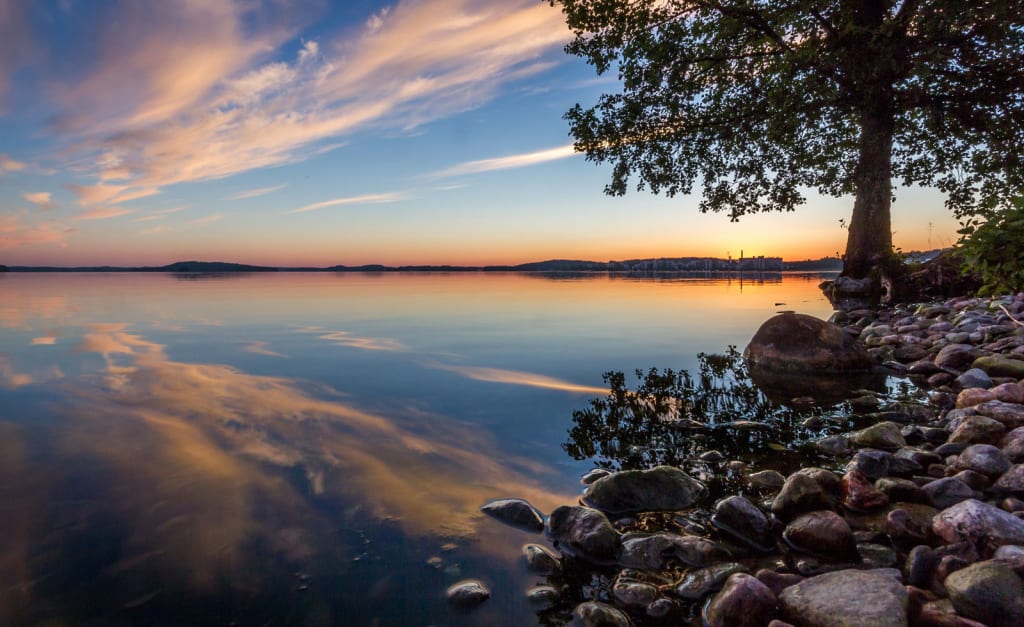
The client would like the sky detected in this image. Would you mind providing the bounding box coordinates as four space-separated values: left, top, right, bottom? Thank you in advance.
0 0 961 267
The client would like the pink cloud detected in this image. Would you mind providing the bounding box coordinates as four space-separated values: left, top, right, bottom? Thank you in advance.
73 206 134 221
0 213 72 248
22 191 54 209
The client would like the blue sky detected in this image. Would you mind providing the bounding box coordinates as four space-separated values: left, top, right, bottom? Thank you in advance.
0 0 958 266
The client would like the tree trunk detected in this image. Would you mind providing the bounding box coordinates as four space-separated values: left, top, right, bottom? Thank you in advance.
842 105 894 280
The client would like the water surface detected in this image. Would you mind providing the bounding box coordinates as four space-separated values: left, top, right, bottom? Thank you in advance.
0 271 836 625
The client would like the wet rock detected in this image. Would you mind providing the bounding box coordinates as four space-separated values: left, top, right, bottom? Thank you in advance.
526 585 560 610
974 400 1024 429
935 344 980 370
906 544 938 588
876 478 931 504
992 382 1024 404
611 579 659 607
887 505 938 548
842 470 890 511
933 499 1024 550
581 468 613 484
747 470 786 491
711 495 775 553
896 446 943 468
956 387 997 409
956 444 1011 477
814 435 850 456
523 543 560 574
446 580 490 607
571 601 632 627
1001 427 1024 462
796 467 843 495
973 355 1024 379
771 473 833 522
480 498 545 532
546 506 621 564
909 360 943 376
850 422 906 450
957 368 994 390
922 477 979 509
674 562 748 600
744 313 874 373
618 532 728 570
945 560 1024 627
582 466 706 515
779 569 907 627
858 542 898 568
948 415 1006 445
994 464 1024 496
783 510 859 562
702 573 777 627
847 449 892 480
951 469 991 491
894 344 929 362
993 544 1024 576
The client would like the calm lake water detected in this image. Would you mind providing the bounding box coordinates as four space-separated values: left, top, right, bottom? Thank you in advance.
0 271 838 626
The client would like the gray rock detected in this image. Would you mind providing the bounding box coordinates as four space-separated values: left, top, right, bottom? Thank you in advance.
522 543 560 574
992 382 1024 404
945 560 1024 627
975 400 1024 429
581 468 612 484
876 478 931 504
754 569 804 596
711 495 775 553
814 435 850 456
571 601 632 627
952 469 991 490
703 573 777 627
618 532 729 570
849 422 906 449
906 544 938 588
778 569 907 627
480 498 545 532
771 473 833 522
783 510 859 562
933 499 1024 550
949 415 1006 445
857 542 897 568
935 343 980 370
958 368 994 389
675 562 748 600
747 470 786 491
582 465 706 515
922 477 979 509
446 579 490 607
973 355 1024 379
744 313 874 373
546 506 621 564
994 464 1024 496
957 444 1011 477
993 544 1024 576
611 579 659 607
885 503 938 549
1002 427 1024 462
846 449 892 480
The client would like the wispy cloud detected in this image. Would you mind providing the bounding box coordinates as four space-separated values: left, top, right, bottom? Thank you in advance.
0 154 27 174
23 191 54 209
0 213 73 248
74 206 134 221
428 144 576 178
317 331 406 352
286 192 407 215
241 340 287 358
138 225 171 235
42 0 570 203
228 184 287 200
432 363 607 394
188 213 223 227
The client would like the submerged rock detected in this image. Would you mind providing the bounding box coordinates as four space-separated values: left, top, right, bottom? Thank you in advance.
446 579 490 607
745 313 874 373
711 495 775 553
582 465 706 515
618 532 729 570
571 601 632 627
771 473 833 522
674 562 748 600
778 569 907 627
782 510 859 562
522 543 560 574
480 498 545 532
546 506 621 564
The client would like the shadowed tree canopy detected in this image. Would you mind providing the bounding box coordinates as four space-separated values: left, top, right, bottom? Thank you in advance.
553 0 1024 279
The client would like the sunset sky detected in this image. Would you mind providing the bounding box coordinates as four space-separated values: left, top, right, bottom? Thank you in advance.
0 0 960 267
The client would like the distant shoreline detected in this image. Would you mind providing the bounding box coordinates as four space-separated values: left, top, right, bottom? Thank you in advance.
0 256 845 274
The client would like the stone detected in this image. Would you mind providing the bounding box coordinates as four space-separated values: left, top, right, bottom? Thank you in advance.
674 562 748 600
814 435 850 456
922 477 979 509
842 470 890 511
703 573 778 627
975 400 1024 429
446 579 490 607
748 470 786 491
582 465 706 515
744 313 874 373
783 510 860 562
523 543 560 574
957 444 1011 477
526 585 560 610
581 468 613 484
906 544 938 588
948 415 1006 445
796 467 843 495
618 532 729 570
993 544 1024 576
480 498 545 532
935 344 980 370
932 499 1024 551
957 368 994 390
779 569 907 627
611 579 659 607
876 478 931 504
886 506 937 549
546 506 621 564
956 388 998 409
909 360 943 376
992 382 1024 404
894 344 928 362
945 560 1024 627
858 542 898 568
952 469 991 490
847 449 892 480
711 495 775 553
755 569 804 596
1001 427 1024 462
850 422 906 449
571 601 631 627
771 473 833 522
973 355 1024 379
645 598 676 619
993 464 1024 496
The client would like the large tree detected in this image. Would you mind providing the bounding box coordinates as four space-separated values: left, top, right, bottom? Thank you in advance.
553 0 1024 284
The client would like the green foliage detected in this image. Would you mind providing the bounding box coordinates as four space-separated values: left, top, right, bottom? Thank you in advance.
957 197 1024 296
552 0 1024 220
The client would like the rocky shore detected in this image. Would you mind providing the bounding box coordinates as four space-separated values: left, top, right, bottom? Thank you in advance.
462 292 1024 626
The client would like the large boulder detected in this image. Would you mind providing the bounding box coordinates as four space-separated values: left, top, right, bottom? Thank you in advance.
745 313 874 374
778 569 907 627
944 560 1024 627
582 465 706 515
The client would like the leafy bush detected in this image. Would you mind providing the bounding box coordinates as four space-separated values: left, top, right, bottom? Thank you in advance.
957 196 1024 296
